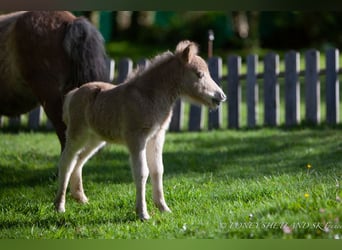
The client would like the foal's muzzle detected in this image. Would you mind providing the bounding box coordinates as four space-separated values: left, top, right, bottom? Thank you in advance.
211 92 227 106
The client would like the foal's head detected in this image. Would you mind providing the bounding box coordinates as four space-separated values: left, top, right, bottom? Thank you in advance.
175 40 226 109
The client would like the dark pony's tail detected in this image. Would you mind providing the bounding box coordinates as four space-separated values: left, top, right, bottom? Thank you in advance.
62 17 110 94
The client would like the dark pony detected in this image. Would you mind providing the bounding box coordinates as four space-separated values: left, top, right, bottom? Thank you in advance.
0 11 109 150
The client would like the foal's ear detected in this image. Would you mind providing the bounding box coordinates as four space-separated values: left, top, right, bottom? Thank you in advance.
175 40 198 64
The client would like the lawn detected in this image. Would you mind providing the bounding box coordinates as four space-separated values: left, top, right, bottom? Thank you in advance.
0 129 341 239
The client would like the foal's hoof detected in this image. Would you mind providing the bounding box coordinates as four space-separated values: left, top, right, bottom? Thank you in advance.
72 194 89 204
161 207 172 213
55 203 65 213
138 213 151 221
156 204 172 213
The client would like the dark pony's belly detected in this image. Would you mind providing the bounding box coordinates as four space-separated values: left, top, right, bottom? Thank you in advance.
0 99 38 117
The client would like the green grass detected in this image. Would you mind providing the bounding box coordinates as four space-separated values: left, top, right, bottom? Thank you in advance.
0 129 341 239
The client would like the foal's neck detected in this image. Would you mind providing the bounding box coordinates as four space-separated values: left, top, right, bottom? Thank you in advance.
130 57 182 108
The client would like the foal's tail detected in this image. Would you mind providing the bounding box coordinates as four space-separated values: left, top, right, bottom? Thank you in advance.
62 17 110 94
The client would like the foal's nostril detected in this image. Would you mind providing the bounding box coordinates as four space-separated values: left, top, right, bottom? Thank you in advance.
214 92 227 102
220 92 227 102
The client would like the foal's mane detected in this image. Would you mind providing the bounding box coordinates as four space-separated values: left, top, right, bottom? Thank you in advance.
124 51 174 83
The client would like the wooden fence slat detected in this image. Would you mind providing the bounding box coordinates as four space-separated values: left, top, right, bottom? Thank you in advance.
117 58 133 83
189 105 203 131
169 100 183 132
285 51 300 126
305 49 320 124
227 55 241 129
264 53 280 126
326 48 339 125
28 106 42 130
106 57 115 82
246 54 259 128
137 58 150 69
9 116 21 128
208 57 223 130
109 59 115 82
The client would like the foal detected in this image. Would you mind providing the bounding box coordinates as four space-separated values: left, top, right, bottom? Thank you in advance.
54 40 226 220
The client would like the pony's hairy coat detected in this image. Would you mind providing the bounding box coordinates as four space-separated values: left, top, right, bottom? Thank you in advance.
55 40 226 220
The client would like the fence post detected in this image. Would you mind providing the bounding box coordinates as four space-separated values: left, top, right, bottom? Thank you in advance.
264 53 280 126
227 55 241 129
208 57 223 130
117 58 133 83
246 54 259 128
28 106 42 130
326 48 339 125
305 49 320 125
285 51 300 126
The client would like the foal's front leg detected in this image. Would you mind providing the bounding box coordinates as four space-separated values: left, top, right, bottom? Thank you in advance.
146 130 171 213
128 141 150 220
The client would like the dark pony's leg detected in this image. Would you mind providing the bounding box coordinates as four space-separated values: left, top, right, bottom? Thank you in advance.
27 76 67 151
43 96 66 151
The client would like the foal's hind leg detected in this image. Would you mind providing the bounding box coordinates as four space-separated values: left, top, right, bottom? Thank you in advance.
54 141 83 212
146 130 171 213
70 139 106 204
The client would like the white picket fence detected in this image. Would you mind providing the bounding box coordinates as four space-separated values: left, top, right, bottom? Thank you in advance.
0 48 341 132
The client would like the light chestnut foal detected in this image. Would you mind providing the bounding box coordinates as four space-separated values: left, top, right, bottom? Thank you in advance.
54 40 226 220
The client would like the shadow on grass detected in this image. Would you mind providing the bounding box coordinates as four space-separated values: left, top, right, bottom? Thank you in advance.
0 152 58 189
0 149 132 190
1 128 341 190
162 128 342 179
0 211 137 234
86 128 342 183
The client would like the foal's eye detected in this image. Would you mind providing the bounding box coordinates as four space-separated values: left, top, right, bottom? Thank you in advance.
196 71 204 79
